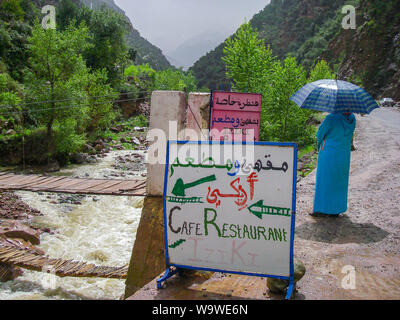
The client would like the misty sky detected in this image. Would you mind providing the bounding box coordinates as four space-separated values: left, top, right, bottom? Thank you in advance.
114 0 270 54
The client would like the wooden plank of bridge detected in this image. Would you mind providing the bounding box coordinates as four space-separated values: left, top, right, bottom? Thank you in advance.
25 176 68 189
28 177 79 192
0 174 41 187
101 180 143 195
118 181 147 196
0 173 21 183
0 172 147 196
81 179 126 194
47 178 95 192
55 179 111 193
15 176 55 188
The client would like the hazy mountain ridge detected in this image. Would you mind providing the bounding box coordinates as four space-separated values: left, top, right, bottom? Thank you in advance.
167 30 231 70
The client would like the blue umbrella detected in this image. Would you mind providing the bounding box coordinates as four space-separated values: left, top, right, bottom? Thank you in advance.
290 79 379 114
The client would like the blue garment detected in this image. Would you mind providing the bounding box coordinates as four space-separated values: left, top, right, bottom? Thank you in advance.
313 113 356 215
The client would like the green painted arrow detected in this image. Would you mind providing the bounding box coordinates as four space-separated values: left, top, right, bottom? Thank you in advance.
247 200 291 219
168 239 186 249
171 174 216 197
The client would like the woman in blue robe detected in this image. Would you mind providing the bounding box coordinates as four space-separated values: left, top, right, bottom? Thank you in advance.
311 112 356 216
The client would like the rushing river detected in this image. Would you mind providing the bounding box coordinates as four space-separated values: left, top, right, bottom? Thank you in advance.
0 150 146 300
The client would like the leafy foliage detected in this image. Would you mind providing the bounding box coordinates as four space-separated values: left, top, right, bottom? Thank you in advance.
223 23 335 147
222 23 275 93
0 70 22 131
57 1 130 86
23 21 118 157
153 69 197 92
124 64 198 95
308 60 336 82
0 0 174 165
0 0 39 80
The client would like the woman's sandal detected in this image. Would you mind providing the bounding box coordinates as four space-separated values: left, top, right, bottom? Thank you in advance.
309 212 326 217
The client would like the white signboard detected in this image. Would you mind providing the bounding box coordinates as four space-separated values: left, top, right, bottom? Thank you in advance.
160 141 297 294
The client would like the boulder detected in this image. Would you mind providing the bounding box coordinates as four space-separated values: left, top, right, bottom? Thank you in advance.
5 129 16 135
44 161 60 172
94 143 104 152
387 63 397 72
114 144 123 150
0 220 40 245
71 152 89 164
110 126 122 133
86 156 98 164
83 143 96 153
266 258 306 294
131 137 140 145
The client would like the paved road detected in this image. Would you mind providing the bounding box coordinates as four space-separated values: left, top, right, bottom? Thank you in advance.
368 107 400 146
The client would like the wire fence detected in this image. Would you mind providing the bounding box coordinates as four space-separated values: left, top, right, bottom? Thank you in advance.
0 90 151 110
0 93 151 116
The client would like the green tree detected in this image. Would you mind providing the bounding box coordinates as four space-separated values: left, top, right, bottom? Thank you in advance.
262 57 313 146
0 0 24 21
0 70 22 132
57 1 130 86
222 22 315 146
25 20 119 158
24 21 93 158
0 0 39 81
308 59 336 82
124 63 156 89
25 21 91 136
83 7 130 86
222 22 275 93
153 69 197 92
85 69 118 136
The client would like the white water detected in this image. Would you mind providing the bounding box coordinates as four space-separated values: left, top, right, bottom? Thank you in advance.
0 151 146 300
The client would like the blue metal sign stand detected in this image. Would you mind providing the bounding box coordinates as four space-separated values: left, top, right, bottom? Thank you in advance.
157 140 297 300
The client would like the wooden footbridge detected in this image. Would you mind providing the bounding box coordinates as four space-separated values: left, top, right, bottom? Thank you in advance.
0 172 147 196
0 236 128 280
0 171 147 281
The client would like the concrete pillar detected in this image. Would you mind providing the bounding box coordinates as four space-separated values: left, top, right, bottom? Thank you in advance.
146 91 187 196
124 196 165 298
124 91 187 298
185 92 211 140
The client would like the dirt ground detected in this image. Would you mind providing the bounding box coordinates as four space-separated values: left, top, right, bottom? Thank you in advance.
130 107 400 300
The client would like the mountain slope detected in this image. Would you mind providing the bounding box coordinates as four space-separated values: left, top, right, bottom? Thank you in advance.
322 0 400 100
190 0 350 89
167 30 230 70
80 0 172 70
